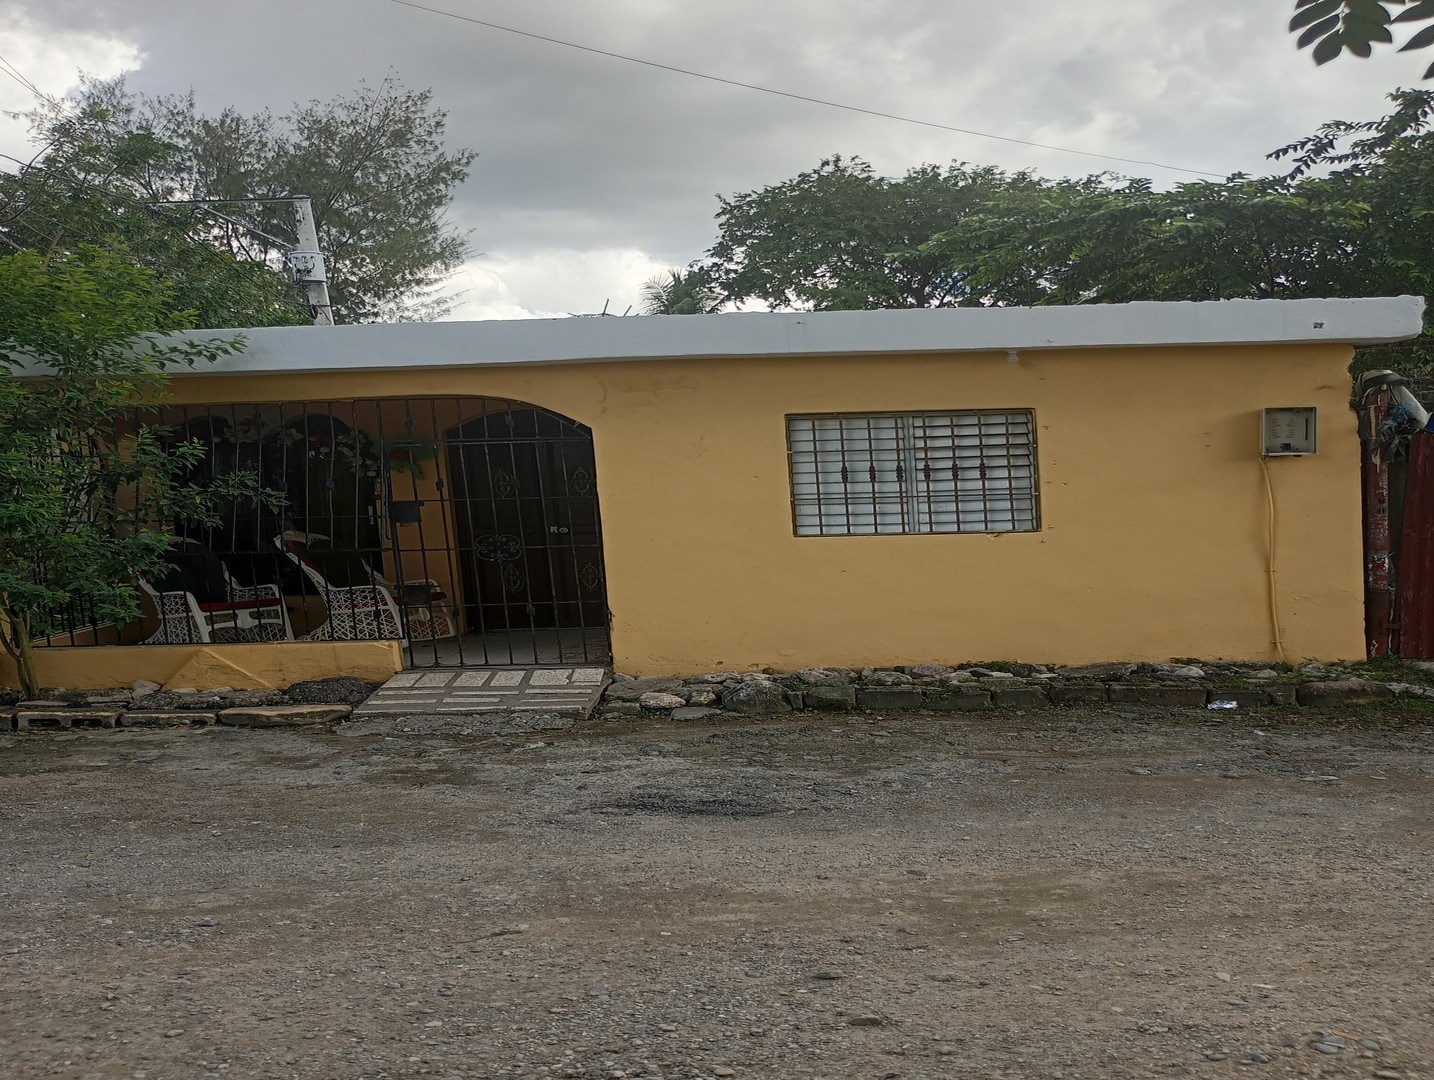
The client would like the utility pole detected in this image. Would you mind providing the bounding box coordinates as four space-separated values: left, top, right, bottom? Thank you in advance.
151 195 334 326
287 197 334 326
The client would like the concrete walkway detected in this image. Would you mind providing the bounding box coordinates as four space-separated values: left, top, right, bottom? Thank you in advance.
353 666 609 721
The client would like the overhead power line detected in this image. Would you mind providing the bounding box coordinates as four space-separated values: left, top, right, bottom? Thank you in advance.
387 0 1226 179
0 52 48 104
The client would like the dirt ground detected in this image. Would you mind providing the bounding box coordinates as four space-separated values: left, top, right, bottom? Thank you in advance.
2 706 1433 1080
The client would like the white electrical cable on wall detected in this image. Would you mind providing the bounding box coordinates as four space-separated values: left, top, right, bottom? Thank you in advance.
1259 456 1288 664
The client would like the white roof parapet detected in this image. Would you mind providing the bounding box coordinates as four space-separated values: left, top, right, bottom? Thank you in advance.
174 296 1427 375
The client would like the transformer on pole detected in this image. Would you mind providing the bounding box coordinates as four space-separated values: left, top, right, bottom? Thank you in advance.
150 195 335 326
286 197 334 326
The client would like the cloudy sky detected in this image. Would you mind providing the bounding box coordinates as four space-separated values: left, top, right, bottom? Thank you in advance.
0 0 1427 320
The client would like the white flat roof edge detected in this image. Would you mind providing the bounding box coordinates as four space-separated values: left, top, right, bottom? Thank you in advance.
170 296 1426 375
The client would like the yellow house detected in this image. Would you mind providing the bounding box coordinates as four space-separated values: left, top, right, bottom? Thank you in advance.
4 296 1424 691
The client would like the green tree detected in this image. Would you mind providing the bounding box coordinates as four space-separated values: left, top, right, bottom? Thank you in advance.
702 156 1045 310
0 94 309 329
0 248 272 697
16 73 476 323
1271 88 1434 369
703 158 1375 311
924 173 1372 306
697 92 1434 368
924 93 1434 368
638 268 725 314
1291 0 1434 78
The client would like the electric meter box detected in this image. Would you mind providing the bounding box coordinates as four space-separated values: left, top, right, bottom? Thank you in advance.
1261 407 1318 456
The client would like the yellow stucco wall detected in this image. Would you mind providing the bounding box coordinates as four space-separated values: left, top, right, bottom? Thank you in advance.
116 341 1363 676
1 641 403 691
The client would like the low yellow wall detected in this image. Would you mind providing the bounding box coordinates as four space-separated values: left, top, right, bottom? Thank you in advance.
3 641 402 692
7 340 1362 689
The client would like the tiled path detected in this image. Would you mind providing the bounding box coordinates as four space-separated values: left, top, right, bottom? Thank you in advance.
354 667 609 720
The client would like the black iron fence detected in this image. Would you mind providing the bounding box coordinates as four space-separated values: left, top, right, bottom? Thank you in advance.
35 397 612 668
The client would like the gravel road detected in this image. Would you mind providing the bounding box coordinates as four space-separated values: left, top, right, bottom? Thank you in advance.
2 707 1432 1080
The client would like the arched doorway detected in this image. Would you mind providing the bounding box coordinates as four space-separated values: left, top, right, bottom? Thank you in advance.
439 402 610 664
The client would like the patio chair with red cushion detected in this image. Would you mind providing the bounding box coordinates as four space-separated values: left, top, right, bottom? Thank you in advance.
139 538 294 644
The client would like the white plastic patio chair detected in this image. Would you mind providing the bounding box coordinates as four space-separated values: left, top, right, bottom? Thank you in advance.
139 540 293 644
275 531 458 642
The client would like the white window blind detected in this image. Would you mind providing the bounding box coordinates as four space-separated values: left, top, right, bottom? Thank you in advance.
787 411 1038 536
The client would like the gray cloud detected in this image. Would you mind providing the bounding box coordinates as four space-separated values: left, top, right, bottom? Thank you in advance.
3 0 1424 316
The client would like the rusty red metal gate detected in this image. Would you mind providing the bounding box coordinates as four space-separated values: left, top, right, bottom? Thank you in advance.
1394 431 1434 657
1361 379 1434 658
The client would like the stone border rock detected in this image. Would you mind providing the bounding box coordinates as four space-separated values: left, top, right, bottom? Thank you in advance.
0 677 376 732
598 661 1409 721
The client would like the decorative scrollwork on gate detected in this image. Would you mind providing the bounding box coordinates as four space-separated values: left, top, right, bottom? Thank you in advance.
568 466 594 496
491 468 517 499
502 561 526 594
476 533 523 561
578 560 602 593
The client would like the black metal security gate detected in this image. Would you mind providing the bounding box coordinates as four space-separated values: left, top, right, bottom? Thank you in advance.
390 400 612 667
446 408 606 629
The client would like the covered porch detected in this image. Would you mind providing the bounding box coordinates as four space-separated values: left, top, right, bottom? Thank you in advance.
33 395 612 675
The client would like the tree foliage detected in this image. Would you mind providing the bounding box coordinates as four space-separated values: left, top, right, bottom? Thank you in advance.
694 93 1434 372
1291 0 1434 78
0 93 309 329
0 248 272 697
923 174 1373 305
700 155 1380 310
638 268 725 315
703 156 1046 310
11 74 476 324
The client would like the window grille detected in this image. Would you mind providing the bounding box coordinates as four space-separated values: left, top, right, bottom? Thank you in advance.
786 410 1039 536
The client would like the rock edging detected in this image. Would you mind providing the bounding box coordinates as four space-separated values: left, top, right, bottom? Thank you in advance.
598 662 1407 721
0 677 375 732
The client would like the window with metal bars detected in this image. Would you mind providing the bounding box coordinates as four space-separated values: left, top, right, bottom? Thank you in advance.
786 410 1039 536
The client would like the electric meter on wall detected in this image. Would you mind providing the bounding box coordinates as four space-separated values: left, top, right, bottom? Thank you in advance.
1261 407 1317 456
